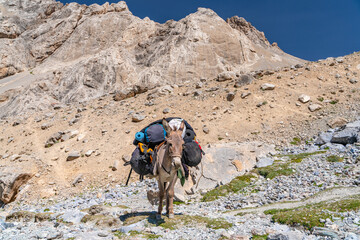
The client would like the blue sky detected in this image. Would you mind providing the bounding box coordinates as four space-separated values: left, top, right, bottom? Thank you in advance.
59 0 360 61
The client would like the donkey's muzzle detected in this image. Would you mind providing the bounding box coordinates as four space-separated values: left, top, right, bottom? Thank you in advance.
172 157 185 176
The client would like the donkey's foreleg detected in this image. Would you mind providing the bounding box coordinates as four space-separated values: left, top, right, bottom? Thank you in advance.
166 177 177 218
157 180 165 218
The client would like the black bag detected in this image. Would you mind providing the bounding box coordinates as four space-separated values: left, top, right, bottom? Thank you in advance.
145 124 166 144
183 129 195 143
130 147 153 176
182 141 202 167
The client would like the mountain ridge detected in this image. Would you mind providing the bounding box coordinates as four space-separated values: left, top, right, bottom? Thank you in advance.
0 0 303 118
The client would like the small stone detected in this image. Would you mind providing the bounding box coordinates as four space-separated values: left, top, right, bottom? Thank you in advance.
335 57 344 63
241 92 251 98
226 92 235 101
69 130 79 138
12 121 20 126
327 117 348 128
193 90 202 96
67 152 80 161
41 123 52 130
335 73 341 79
195 82 203 89
85 150 94 157
298 94 310 103
132 114 145 122
72 174 83 186
217 71 236 81
203 127 210 134
77 134 86 141
163 108 170 114
98 232 108 237
0 94 9 103
69 118 79 126
53 104 63 110
308 104 322 112
261 83 275 90
349 78 358 84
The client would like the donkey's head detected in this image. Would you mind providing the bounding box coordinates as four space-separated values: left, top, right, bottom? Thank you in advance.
162 119 185 175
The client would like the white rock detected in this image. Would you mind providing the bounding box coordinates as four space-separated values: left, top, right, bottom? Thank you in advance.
308 104 322 112
77 134 86 141
85 150 94 157
298 94 310 103
217 71 236 81
69 130 79 138
261 83 275 90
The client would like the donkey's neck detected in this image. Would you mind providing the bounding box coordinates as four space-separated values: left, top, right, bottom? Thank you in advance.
162 145 173 171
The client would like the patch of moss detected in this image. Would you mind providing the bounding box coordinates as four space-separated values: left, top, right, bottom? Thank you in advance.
330 100 339 104
81 214 120 227
264 196 360 230
279 151 327 163
129 230 141 236
6 211 35 222
145 233 161 239
113 230 125 239
35 212 53 222
255 163 294 179
252 234 269 240
317 96 324 102
122 215 148 226
201 175 255 202
290 137 301 145
159 215 233 230
327 155 343 162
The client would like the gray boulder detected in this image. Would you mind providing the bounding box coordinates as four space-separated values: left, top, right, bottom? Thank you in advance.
234 74 254 88
315 132 333 145
320 143 347 152
59 209 86 224
346 120 360 129
255 156 274 168
312 227 339 239
192 142 275 192
331 129 358 145
67 152 80 161
0 172 33 204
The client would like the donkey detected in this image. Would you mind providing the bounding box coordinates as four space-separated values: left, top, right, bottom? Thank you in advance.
153 119 185 219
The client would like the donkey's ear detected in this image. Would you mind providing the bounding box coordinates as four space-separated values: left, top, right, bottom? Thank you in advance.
178 120 185 132
162 118 172 137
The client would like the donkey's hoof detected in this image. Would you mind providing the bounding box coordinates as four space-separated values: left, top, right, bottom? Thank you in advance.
156 214 162 220
168 213 174 219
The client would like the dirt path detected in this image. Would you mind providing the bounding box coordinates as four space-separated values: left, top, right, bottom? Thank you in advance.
229 187 360 215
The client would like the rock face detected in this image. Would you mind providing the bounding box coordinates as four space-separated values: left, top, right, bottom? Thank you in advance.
0 0 304 118
0 172 33 204
186 142 275 193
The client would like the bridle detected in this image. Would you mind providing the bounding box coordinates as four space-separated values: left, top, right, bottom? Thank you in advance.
160 139 182 175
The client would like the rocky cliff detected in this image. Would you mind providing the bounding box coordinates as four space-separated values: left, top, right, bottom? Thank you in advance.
0 0 303 117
